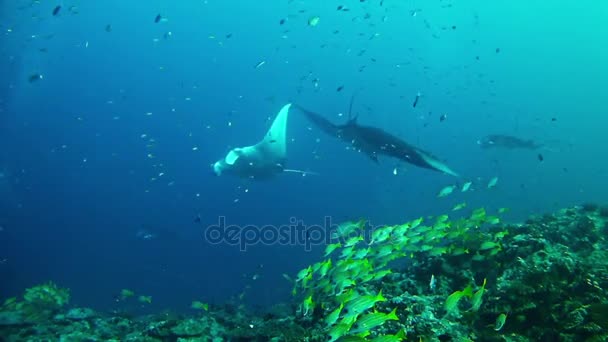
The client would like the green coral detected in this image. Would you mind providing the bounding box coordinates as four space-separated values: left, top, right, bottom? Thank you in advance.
1 282 70 323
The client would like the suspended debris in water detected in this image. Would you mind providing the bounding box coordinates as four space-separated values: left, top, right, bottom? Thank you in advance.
105 24 112 32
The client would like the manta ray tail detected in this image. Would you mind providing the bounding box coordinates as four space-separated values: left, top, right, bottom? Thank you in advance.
419 154 460 177
283 169 320 176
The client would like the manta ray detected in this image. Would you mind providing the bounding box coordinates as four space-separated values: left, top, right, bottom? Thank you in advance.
213 103 314 179
294 99 459 177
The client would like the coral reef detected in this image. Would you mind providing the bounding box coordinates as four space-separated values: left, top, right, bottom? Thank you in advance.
1 205 607 341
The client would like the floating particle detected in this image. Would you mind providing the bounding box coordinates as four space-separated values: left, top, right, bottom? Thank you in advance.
495 47 501 53
105 24 112 32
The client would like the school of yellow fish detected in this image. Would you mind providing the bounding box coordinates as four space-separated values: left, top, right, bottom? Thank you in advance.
292 205 509 341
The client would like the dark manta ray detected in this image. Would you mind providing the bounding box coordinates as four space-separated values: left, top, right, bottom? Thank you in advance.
479 134 542 150
294 100 459 177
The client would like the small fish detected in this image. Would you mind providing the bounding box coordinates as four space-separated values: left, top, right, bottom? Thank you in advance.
191 301 209 311
429 274 436 292
254 60 266 69
279 18 286 25
28 74 43 83
120 289 135 299
105 24 112 32
138 295 152 304
154 14 162 23
479 241 500 251
308 16 320 27
327 322 354 342
324 242 341 256
470 278 487 311
439 114 447 122
412 92 420 108
494 313 507 331
452 202 467 211
537 153 544 162
444 285 473 314
302 295 315 316
343 289 386 319
324 303 343 326
487 177 498 189
349 307 399 334
437 185 456 198
336 85 344 92
52 5 61 16
461 181 472 192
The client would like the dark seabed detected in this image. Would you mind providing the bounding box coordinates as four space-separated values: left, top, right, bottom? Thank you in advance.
0 1 607 341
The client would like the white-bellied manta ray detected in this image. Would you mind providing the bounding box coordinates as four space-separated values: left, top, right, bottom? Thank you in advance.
212 103 315 179
294 98 459 177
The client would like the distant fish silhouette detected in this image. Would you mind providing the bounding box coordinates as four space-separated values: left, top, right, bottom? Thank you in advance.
479 134 542 150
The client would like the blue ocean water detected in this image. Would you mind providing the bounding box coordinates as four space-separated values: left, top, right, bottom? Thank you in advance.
0 0 606 314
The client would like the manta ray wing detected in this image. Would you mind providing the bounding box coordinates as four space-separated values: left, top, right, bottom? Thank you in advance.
255 103 290 161
213 103 291 178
